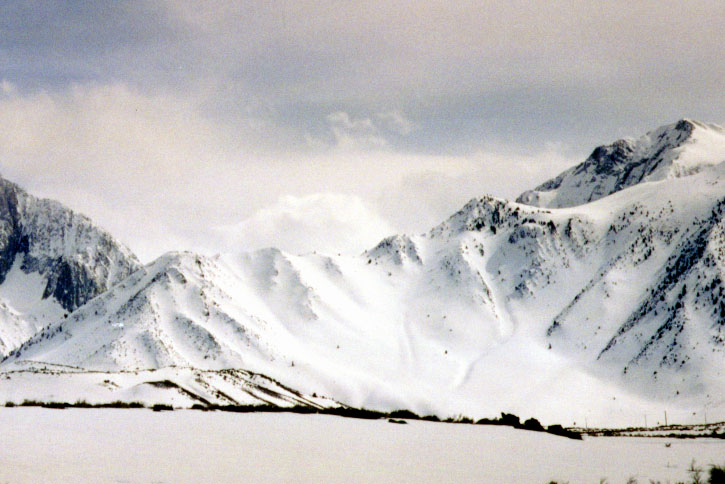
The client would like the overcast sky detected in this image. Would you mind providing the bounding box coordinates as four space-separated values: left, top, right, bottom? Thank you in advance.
1 1 723 261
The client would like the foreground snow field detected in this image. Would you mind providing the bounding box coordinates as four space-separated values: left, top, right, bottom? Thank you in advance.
0 409 723 484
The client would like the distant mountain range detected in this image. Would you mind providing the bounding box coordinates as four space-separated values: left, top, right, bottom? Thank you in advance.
2 119 724 426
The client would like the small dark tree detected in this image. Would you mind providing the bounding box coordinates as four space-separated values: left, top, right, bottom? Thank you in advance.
709 463 725 484
522 417 544 432
546 424 582 440
499 412 520 427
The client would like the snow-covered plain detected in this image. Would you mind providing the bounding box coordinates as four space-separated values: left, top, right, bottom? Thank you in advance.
0 408 723 484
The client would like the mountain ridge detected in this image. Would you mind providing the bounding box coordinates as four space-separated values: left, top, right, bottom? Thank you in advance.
2 119 725 425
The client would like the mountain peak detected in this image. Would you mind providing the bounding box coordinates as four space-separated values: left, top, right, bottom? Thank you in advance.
674 118 696 131
672 118 722 132
0 174 141 356
517 119 725 208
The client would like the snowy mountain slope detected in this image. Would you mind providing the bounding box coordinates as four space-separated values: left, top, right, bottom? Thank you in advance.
5 180 724 422
3 252 288 371
2 242 512 416
429 167 725 402
517 119 725 208
0 175 141 356
0 363 337 409
2 120 725 426
539 173 725 395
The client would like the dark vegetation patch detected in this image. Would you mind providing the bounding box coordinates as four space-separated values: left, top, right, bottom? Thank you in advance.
709 463 725 484
547 459 725 484
11 399 145 409
475 413 582 440
151 403 174 412
580 421 725 439
187 405 582 438
3 399 580 438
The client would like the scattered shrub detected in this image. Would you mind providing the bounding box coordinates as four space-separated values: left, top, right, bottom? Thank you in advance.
709 463 725 484
689 460 704 484
547 425 582 440
544 460 724 484
41 402 69 409
388 418 407 424
320 406 386 420
499 412 521 427
20 399 43 407
98 401 145 408
420 415 440 422
152 404 173 412
523 417 544 432
446 416 473 424
388 409 419 420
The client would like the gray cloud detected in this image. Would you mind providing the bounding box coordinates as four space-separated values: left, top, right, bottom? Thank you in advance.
3 1 723 150
0 2 722 259
213 193 395 256
0 83 579 260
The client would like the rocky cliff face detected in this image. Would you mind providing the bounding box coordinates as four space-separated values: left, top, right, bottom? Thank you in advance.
0 175 140 355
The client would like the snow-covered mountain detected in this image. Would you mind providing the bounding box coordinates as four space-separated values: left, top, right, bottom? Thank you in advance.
517 119 725 208
2 119 725 426
0 176 140 356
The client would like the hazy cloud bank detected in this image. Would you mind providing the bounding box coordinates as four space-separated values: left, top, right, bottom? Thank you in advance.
0 82 577 260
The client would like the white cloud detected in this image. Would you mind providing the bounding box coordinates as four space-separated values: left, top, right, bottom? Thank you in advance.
0 83 255 261
324 112 388 150
3 2 724 157
159 1 725 106
375 111 415 136
373 144 579 234
0 82 579 263
214 193 394 256
3 3 722 266
309 110 416 151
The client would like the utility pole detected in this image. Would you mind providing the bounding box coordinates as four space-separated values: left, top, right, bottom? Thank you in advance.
664 410 668 426
644 414 648 428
